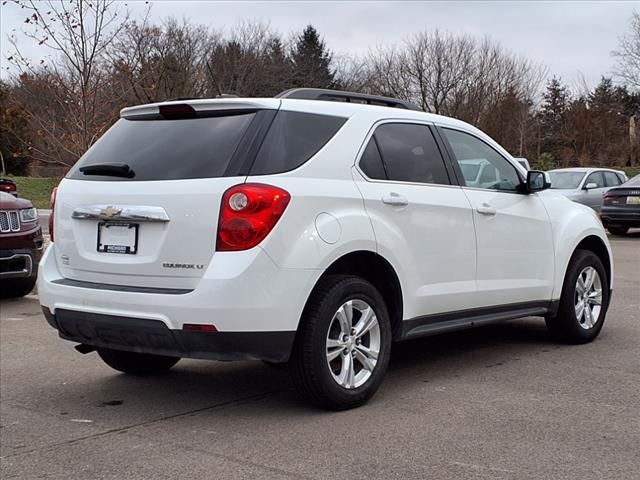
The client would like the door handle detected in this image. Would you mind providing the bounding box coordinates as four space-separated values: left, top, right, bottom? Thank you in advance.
382 192 409 207
476 203 496 216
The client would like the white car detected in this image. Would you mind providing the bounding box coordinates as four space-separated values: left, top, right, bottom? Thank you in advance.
39 89 613 410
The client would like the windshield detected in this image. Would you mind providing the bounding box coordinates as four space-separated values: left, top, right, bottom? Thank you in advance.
548 171 585 189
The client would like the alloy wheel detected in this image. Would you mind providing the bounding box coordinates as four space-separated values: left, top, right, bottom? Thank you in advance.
574 266 603 330
326 299 381 389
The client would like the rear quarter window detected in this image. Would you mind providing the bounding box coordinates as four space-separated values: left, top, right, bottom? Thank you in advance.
249 111 347 175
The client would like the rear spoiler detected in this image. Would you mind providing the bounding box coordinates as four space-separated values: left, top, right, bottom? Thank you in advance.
120 99 281 120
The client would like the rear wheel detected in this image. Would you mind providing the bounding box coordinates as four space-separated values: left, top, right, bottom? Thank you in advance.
607 226 629 236
0 277 36 299
545 250 609 344
289 275 392 410
97 348 180 375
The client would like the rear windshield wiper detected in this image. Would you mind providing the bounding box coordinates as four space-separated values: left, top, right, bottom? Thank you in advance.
79 163 135 178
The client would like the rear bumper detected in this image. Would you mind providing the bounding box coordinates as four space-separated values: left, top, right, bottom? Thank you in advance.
600 208 640 228
42 307 294 362
38 244 320 361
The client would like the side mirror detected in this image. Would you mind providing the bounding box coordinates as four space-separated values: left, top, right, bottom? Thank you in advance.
583 182 598 190
522 170 550 193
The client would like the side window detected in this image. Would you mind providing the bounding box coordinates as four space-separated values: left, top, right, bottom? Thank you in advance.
250 111 347 175
585 172 606 188
604 171 621 187
442 128 520 192
359 138 387 180
373 123 450 185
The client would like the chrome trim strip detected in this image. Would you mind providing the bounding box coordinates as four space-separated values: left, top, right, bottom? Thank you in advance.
0 210 21 232
72 205 170 223
0 254 33 278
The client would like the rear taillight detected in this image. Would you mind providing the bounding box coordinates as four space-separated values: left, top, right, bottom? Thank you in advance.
0 183 16 192
49 187 58 242
216 183 290 251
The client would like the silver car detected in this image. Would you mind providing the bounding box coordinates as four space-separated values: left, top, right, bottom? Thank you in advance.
548 168 628 212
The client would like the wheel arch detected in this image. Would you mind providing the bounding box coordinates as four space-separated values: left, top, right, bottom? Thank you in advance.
555 234 612 305
300 250 404 341
574 235 612 288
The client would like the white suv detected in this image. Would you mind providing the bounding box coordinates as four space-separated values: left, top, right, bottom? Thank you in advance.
39 89 613 410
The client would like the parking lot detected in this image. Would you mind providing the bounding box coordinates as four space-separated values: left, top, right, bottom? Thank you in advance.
0 234 638 480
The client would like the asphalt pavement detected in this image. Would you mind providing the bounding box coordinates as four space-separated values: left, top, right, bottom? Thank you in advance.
1 234 639 479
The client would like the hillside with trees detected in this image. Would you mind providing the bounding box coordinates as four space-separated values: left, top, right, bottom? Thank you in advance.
1 1 639 176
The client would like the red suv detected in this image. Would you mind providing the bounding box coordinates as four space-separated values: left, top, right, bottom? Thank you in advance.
0 192 44 298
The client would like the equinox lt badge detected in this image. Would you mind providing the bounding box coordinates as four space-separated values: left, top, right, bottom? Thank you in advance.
162 263 204 270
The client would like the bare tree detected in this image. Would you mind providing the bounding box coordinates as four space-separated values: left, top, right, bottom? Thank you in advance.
109 17 217 104
613 11 640 89
7 0 132 167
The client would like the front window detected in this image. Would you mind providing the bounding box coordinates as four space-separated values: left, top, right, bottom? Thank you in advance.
442 128 520 192
548 171 586 189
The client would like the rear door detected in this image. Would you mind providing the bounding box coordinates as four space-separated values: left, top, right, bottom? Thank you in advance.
54 104 277 290
439 127 555 306
353 122 478 318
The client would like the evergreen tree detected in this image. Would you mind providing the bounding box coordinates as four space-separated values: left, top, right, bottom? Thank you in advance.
587 77 632 165
538 77 571 161
290 25 335 88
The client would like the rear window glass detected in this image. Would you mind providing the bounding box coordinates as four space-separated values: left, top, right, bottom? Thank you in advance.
374 123 450 185
249 111 346 175
626 174 640 186
604 171 621 187
68 113 257 181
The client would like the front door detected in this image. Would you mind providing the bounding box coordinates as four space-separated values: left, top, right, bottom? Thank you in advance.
439 127 555 307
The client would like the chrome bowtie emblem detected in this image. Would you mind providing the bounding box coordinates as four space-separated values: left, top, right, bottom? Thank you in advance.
100 206 122 218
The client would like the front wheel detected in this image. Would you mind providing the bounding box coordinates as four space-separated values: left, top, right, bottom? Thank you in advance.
545 249 609 344
97 348 180 375
607 226 629 236
289 275 392 410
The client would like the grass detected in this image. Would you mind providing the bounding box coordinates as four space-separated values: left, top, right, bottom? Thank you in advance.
8 176 58 209
621 167 640 179
5 165 640 210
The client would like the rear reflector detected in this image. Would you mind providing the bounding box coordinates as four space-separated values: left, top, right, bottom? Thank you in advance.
182 323 218 332
49 186 58 242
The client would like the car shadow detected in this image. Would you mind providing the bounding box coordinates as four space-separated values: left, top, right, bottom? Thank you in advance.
42 317 562 419
608 228 640 240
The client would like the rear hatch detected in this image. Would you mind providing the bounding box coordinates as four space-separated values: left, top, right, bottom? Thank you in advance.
603 185 640 209
54 100 280 290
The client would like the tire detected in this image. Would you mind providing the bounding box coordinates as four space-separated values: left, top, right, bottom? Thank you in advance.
97 348 180 375
0 277 36 299
607 226 629 236
289 275 392 410
545 249 609 344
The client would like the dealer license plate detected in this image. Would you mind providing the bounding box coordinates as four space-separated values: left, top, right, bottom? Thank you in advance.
97 222 138 254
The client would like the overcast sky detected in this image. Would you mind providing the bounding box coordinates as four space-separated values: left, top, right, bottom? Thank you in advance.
1 1 637 89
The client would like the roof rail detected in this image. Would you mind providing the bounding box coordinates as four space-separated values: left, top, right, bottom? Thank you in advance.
275 88 421 111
